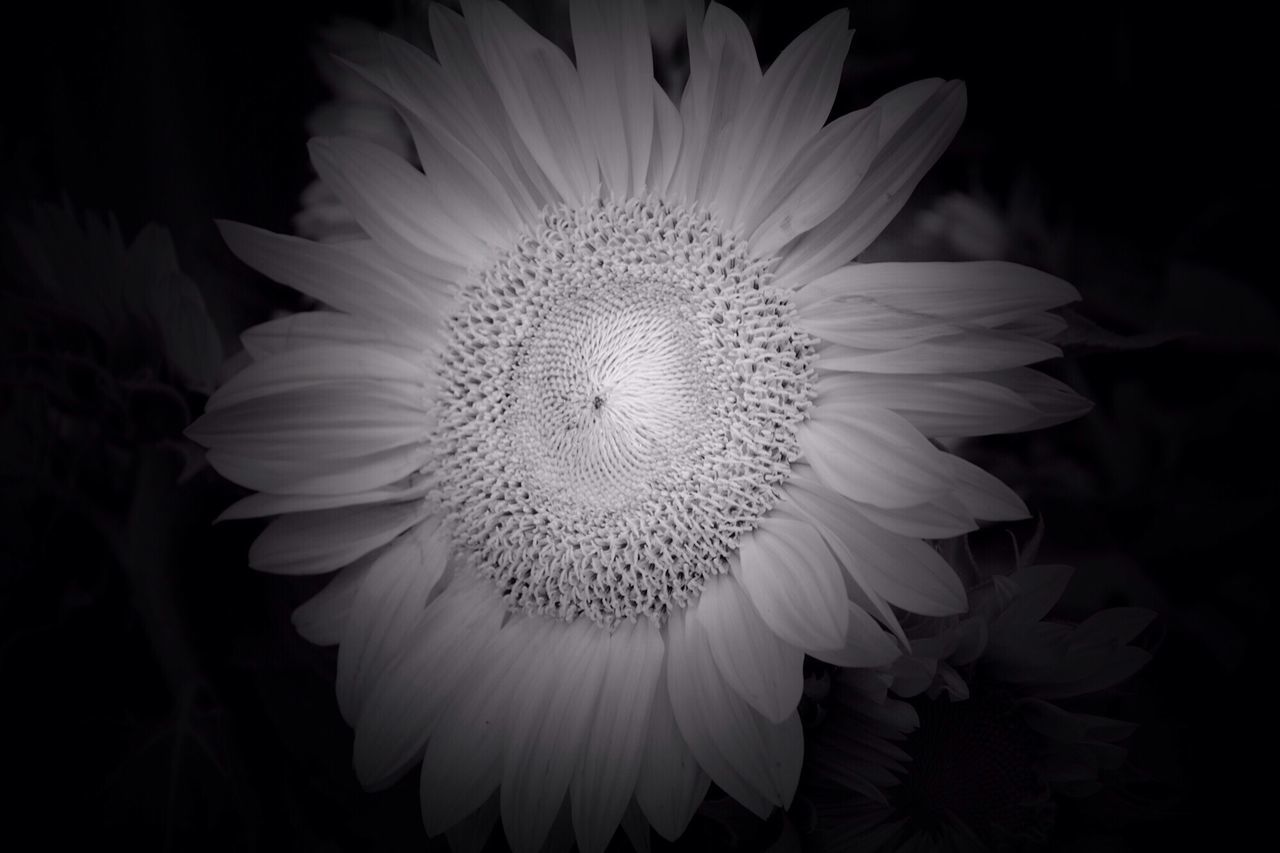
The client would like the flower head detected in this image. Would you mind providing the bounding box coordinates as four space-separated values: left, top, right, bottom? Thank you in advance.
190 2 1089 850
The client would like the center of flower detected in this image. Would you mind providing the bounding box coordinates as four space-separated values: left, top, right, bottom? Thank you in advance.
433 198 815 628
510 283 713 513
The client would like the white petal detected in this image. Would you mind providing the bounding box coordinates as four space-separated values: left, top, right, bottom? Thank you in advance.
420 616 543 837
815 330 1062 374
206 343 430 412
247 501 428 575
665 609 800 815
291 559 376 646
849 495 977 539
188 383 431 461
669 1 761 205
646 81 683 197
309 136 486 271
462 0 598 205
336 517 452 722
695 572 804 723
571 0 654 199
774 80 967 289
371 35 526 237
735 517 848 651
428 3 558 212
773 480 909 643
353 572 506 788
798 296 963 350
239 310 429 360
206 442 432 497
794 260 1079 320
570 618 665 853
217 221 446 331
979 368 1093 429
748 104 880 257
634 652 711 841
782 476 967 617
216 476 430 522
797 403 953 508
502 619 609 853
712 9 852 232
814 373 1042 438
945 454 1030 520
806 601 901 668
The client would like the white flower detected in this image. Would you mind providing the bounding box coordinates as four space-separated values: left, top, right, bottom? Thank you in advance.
189 2 1089 850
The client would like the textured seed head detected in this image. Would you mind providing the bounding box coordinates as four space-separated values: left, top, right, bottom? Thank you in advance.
434 198 816 628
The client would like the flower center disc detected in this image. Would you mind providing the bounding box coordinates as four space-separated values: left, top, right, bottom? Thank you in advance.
434 199 815 628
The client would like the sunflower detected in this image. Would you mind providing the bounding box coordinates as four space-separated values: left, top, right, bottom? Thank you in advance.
190 2 1090 850
805 561 1155 852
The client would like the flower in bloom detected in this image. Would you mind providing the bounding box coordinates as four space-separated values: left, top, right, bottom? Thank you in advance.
804 561 1155 851
189 2 1091 850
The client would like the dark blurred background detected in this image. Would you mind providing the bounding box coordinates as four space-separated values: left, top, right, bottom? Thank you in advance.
1 0 1272 850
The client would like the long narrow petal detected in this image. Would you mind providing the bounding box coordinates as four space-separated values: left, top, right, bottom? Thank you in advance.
847 494 977 539
669 1 761 205
794 260 1079 319
502 620 609 853
665 609 801 815
247 501 428 575
463 0 598 205
774 80 967 289
748 104 880 257
814 373 1043 437
291 559 376 646
797 403 953 508
353 573 506 788
371 35 526 238
239 310 430 360
206 344 429 412
206 442 432 497
571 0 653 199
189 383 432 461
735 517 849 651
945 454 1030 520
309 136 488 271
647 81 683 197
570 618 665 853
815 330 1062 374
713 10 852 231
428 3 558 211
419 616 545 837
783 475 967 616
218 221 446 331
634 653 711 841
771 483 909 645
336 517 452 722
806 601 901 667
216 476 430 521
695 572 804 723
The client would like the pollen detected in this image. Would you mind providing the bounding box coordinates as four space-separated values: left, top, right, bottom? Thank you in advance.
433 198 816 627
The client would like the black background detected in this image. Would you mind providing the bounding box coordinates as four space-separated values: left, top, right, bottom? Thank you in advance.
2 1 1272 850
